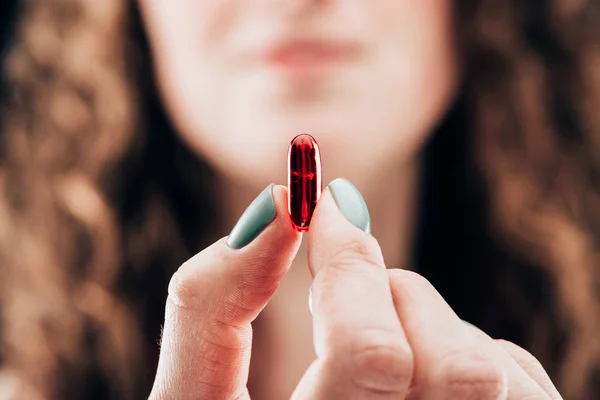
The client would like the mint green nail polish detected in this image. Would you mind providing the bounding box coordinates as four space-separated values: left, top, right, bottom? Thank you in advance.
328 178 371 233
462 319 480 330
227 184 276 249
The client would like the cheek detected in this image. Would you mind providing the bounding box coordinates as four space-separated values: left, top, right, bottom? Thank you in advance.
196 1 238 46
373 0 455 75
357 0 458 144
138 0 240 150
140 0 237 62
372 0 453 35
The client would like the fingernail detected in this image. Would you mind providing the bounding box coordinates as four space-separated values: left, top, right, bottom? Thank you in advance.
461 319 480 330
227 184 276 249
327 178 371 233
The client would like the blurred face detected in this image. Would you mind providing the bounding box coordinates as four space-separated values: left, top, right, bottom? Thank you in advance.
139 0 458 190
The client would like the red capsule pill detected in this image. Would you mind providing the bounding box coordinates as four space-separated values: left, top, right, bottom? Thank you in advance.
288 134 322 232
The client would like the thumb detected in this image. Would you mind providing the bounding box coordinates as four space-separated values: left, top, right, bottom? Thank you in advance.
295 178 413 399
150 184 302 400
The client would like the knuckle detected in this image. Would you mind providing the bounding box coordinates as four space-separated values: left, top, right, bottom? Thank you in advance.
167 261 207 310
389 269 435 292
436 349 507 400
495 339 558 397
347 342 413 395
388 269 442 300
495 339 543 371
328 237 384 272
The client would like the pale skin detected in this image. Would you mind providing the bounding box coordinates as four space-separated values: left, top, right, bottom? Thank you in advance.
138 0 562 398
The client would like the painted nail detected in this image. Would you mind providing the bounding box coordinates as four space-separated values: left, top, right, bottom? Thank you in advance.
328 178 371 233
227 184 276 249
461 319 481 331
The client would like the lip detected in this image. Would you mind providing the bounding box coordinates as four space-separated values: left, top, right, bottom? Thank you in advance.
262 38 359 70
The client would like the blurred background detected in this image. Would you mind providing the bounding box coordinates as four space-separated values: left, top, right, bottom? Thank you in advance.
1 1 600 399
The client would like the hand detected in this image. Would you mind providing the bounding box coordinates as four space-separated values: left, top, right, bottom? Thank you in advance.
294 178 562 399
149 183 303 399
149 180 562 400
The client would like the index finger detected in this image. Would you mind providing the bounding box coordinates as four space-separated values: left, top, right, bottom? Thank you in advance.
150 184 302 400
296 179 413 400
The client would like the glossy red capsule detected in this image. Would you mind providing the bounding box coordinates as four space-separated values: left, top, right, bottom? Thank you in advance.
288 134 322 232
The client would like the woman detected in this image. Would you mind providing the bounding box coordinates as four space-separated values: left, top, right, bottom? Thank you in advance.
0 0 598 398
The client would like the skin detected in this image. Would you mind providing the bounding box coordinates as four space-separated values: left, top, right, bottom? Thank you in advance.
138 0 562 398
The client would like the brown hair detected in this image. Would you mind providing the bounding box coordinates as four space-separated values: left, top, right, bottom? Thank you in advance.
465 1 600 396
0 0 598 398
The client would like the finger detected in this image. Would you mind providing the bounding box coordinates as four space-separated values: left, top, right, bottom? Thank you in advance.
495 339 562 399
388 269 551 400
462 325 558 399
150 184 302 400
295 179 413 400
388 269 507 400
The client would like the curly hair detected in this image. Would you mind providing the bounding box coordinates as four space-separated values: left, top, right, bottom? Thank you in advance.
464 1 600 395
0 0 599 399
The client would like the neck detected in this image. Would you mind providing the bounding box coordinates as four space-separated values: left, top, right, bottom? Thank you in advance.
364 156 421 271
